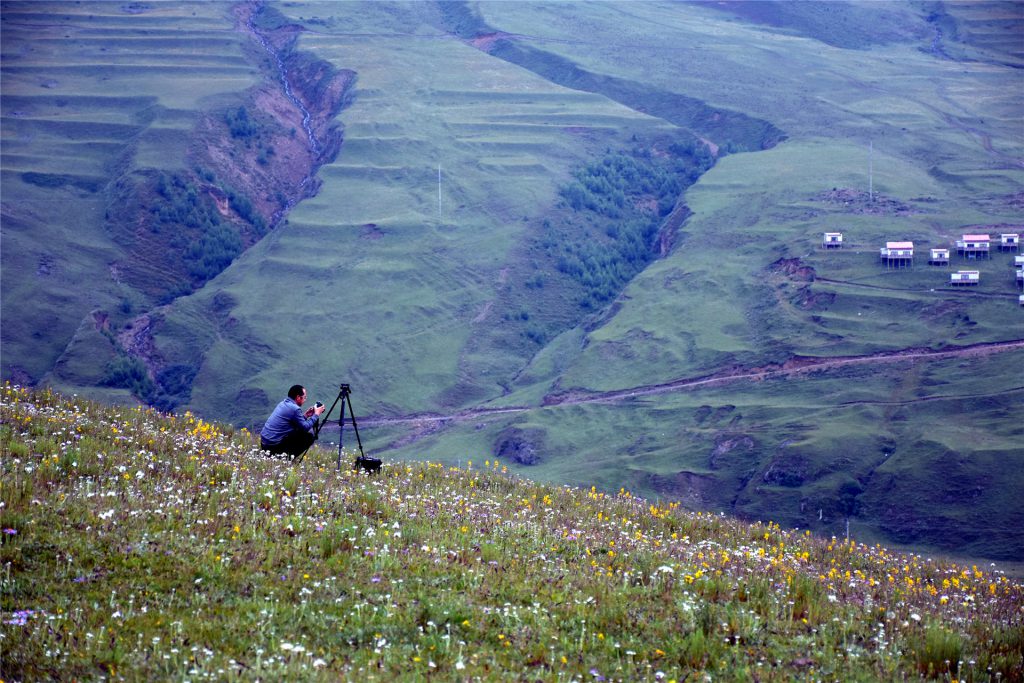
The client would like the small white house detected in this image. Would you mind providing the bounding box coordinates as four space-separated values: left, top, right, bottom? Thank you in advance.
1019 294 1024 307
1016 255 1024 268
928 248 950 265
1000 233 1020 251
822 232 843 249
950 270 980 286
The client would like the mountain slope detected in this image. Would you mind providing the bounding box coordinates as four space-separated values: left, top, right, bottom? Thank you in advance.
2 386 1022 680
2 1 1023 563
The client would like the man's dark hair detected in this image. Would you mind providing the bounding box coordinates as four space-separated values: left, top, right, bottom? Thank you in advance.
288 384 305 400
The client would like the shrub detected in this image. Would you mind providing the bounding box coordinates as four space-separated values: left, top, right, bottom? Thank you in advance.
101 354 155 401
224 106 258 140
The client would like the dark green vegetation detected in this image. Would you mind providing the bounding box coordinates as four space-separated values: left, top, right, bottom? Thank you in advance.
2 1 1023 567
3 386 1023 681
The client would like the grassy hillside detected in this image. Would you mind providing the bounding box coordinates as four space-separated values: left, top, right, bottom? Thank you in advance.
0 1 258 387
376 347 1024 563
152 0 694 419
3 385 1023 681
2 1 1023 566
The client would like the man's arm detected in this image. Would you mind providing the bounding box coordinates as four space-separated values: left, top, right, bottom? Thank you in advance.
289 402 318 433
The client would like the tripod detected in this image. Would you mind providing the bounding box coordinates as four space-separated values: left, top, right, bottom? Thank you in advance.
296 383 378 472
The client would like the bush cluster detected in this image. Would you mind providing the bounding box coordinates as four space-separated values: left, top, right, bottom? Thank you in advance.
100 355 196 412
150 172 251 284
549 144 713 310
100 354 154 399
225 105 259 140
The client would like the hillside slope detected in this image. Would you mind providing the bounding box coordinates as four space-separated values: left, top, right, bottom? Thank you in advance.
2 1 1023 564
2 385 1022 681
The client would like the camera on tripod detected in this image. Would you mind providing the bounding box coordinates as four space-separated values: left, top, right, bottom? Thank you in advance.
296 382 381 473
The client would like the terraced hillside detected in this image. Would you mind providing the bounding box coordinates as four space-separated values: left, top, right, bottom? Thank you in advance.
2 1 1023 563
2 0 350 408
2 2 253 383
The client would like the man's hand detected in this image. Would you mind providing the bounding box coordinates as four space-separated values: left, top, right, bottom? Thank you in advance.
304 407 315 418
314 403 326 416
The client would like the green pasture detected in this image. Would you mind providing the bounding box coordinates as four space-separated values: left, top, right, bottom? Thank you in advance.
169 19 680 418
545 137 1023 394
377 348 1024 560
1 1 255 385
3 1 1023 563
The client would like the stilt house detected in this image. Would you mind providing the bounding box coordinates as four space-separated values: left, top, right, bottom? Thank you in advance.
928 248 949 266
956 234 990 259
950 270 980 286
880 241 913 267
822 232 843 249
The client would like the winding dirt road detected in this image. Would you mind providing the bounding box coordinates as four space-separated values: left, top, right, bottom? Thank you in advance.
333 338 1024 436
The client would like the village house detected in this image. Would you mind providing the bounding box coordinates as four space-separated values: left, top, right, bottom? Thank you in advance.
1000 233 1020 251
928 248 949 266
822 232 843 249
880 241 913 267
950 270 980 286
956 234 990 259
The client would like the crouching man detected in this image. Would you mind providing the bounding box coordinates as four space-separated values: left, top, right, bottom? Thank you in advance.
260 384 325 458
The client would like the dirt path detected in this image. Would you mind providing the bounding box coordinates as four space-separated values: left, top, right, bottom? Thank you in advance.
336 338 1024 435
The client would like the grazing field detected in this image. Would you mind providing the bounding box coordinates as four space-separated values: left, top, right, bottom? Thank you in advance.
3 385 1023 681
2 1 1023 565
1 1 257 387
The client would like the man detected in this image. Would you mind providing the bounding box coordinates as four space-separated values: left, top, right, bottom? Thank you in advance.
260 384 325 457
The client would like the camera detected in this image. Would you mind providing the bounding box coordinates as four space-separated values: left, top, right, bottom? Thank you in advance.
355 455 382 473
315 401 323 408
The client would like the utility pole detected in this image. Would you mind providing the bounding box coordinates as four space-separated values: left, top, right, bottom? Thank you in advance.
868 141 874 203
438 164 442 224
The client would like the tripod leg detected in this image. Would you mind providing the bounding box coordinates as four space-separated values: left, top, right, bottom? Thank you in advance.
344 392 366 460
337 393 346 471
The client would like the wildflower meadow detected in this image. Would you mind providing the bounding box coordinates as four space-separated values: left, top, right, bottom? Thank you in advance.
1 384 1021 681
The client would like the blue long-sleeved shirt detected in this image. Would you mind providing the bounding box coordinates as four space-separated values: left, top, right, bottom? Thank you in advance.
260 397 317 445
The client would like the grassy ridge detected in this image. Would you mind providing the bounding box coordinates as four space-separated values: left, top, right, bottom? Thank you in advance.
0 0 256 387
4 0 1024 573
376 349 1024 563
158 6 685 418
2 384 1023 681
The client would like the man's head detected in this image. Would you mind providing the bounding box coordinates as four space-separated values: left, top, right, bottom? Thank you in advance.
288 384 307 405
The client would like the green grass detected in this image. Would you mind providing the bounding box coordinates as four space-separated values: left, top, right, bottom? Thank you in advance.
4 1 1024 570
2 384 1022 681
156 14 682 416
0 1 257 385
379 349 1024 562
